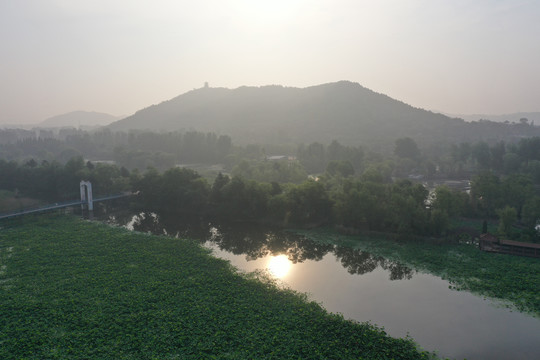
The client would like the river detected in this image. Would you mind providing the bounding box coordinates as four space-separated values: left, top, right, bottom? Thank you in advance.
94 207 540 360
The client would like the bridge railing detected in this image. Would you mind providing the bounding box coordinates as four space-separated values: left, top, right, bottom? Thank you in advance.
0 192 133 220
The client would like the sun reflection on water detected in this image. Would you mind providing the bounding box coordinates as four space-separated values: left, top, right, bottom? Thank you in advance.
267 254 291 279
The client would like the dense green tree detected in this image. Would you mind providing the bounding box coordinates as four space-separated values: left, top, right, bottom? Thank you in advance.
232 159 307 184
327 140 347 161
431 185 468 217
210 172 230 203
522 196 540 228
334 180 387 230
360 162 393 183
216 135 232 160
471 171 502 217
298 142 326 174
159 167 209 213
64 156 85 175
1 129 234 171
423 160 437 178
285 180 333 224
490 141 506 171
430 209 450 236
134 167 162 208
218 176 270 220
451 142 472 163
90 164 123 195
472 142 491 169
334 178 430 234
232 160 253 179
24 158 37 168
0 160 18 190
270 181 282 196
388 180 429 235
517 137 540 165
525 159 540 183
501 174 534 219
393 157 418 177
57 147 82 164
326 160 354 177
394 138 420 160
497 206 517 235
503 152 521 174
0 156 133 204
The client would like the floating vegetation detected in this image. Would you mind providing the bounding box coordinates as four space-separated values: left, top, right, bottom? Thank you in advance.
0 215 437 359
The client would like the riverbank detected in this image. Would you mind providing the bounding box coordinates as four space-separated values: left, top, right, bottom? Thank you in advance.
296 228 540 317
0 215 437 359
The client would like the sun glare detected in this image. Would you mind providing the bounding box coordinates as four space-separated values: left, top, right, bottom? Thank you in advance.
234 0 302 27
267 254 292 279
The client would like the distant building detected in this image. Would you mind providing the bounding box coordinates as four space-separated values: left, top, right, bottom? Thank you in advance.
265 155 297 161
85 159 116 165
266 155 287 161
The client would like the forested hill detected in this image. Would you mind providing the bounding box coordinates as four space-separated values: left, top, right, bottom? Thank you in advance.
108 81 540 146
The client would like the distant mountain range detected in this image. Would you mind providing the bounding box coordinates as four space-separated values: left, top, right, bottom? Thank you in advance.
449 112 540 124
102 81 540 146
39 111 121 128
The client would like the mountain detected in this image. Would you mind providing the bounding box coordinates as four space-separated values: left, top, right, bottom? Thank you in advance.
451 112 540 124
108 81 540 146
39 111 121 128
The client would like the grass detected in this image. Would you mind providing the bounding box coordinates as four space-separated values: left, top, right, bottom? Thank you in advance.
296 228 540 317
0 214 436 359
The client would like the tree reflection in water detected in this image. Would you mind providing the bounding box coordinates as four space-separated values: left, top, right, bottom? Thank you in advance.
103 210 414 281
334 246 414 280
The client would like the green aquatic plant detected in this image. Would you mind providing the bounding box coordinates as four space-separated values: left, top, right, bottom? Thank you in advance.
0 215 437 359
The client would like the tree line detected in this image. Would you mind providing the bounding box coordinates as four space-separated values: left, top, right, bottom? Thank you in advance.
130 166 540 242
6 125 540 186
3 133 540 242
0 157 131 202
0 129 232 171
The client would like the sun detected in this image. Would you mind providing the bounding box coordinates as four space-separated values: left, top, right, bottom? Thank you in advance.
267 254 292 279
233 0 302 27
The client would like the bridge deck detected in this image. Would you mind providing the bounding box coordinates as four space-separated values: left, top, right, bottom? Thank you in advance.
0 193 132 220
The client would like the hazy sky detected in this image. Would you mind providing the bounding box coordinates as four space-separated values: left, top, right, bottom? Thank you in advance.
1 0 539 124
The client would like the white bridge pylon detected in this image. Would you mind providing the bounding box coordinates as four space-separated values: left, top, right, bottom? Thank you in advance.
80 181 93 211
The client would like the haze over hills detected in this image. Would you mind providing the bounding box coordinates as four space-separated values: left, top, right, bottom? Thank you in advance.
39 111 121 128
108 81 540 147
1 111 122 130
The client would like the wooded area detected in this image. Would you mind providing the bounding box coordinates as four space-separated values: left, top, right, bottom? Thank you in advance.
2 131 540 243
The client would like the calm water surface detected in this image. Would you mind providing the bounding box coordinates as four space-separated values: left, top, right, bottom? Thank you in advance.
98 208 540 360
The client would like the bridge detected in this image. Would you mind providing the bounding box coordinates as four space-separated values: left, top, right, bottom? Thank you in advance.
0 181 135 221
